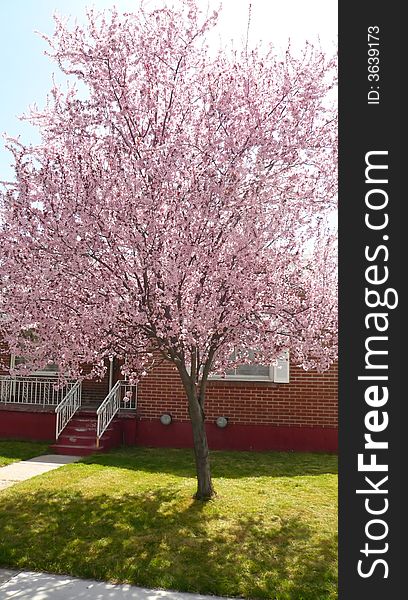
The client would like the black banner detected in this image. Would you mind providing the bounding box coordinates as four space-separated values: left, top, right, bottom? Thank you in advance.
339 1 406 598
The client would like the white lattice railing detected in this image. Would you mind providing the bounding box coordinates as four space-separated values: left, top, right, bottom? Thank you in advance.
55 380 82 440
0 376 76 407
96 380 137 444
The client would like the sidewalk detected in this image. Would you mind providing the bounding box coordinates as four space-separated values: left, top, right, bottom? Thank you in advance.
0 569 235 600
0 455 81 491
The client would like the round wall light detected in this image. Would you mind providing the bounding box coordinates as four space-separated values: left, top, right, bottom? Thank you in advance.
216 416 228 428
160 413 172 425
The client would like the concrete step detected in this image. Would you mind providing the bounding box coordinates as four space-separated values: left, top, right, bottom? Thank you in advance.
53 411 121 456
51 443 107 456
64 422 98 433
57 432 113 445
63 414 98 429
63 422 115 435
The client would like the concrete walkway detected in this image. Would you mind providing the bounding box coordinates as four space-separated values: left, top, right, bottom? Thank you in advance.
0 569 235 600
0 455 82 491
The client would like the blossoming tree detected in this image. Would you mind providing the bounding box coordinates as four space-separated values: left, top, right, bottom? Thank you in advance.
0 1 337 499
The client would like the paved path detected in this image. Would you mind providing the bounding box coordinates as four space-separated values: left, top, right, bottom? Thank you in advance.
0 569 235 600
0 455 82 491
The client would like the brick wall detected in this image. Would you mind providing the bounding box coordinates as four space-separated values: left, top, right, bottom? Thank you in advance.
1 342 338 451
81 369 110 405
137 359 338 428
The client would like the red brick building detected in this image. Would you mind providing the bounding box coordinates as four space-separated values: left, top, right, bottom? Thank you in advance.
0 350 338 454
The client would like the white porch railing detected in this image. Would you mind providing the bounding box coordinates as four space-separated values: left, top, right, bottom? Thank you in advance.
96 380 137 445
0 375 77 407
55 380 82 440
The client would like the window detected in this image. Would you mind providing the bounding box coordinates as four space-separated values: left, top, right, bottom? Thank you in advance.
10 355 59 376
210 349 290 383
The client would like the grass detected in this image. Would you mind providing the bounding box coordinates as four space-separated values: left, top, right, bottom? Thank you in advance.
0 447 337 600
0 440 50 467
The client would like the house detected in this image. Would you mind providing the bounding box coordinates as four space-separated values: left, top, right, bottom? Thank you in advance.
0 349 338 455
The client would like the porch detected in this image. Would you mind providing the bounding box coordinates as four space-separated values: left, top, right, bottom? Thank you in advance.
0 376 137 454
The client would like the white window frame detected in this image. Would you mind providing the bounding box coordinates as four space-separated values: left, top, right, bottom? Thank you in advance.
10 354 59 377
209 364 275 382
209 350 290 383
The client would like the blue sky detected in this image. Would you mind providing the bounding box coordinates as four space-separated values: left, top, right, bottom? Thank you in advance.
0 0 337 182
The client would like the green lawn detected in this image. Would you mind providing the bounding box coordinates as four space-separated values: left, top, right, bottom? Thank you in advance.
0 447 337 600
0 440 50 467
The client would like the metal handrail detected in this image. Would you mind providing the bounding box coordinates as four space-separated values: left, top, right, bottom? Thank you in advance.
55 380 82 439
96 380 137 445
96 380 121 444
0 375 75 407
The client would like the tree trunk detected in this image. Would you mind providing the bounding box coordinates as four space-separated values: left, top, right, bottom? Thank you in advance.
186 388 214 500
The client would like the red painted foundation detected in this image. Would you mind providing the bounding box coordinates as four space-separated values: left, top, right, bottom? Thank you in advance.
0 408 138 447
135 420 338 453
120 416 138 445
0 409 56 441
0 409 337 452
110 414 138 446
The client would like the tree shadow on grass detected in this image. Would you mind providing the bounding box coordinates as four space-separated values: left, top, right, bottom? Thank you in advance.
82 447 338 479
0 485 337 600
